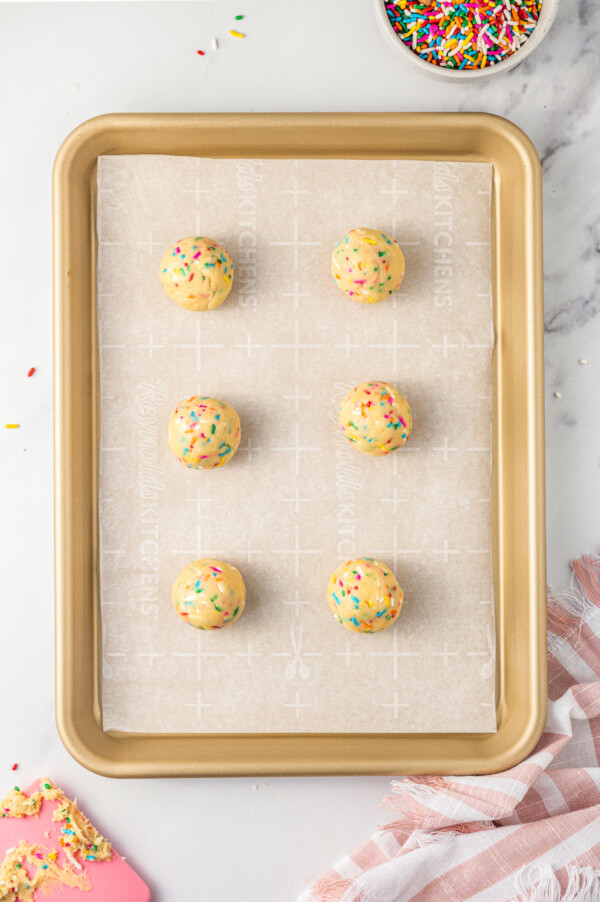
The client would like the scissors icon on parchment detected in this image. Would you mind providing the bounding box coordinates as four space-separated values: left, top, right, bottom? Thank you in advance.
274 623 322 680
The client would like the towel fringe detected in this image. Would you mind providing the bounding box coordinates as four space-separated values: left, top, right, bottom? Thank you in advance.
547 585 592 636
381 776 450 830
303 874 364 902
514 865 600 902
547 553 600 640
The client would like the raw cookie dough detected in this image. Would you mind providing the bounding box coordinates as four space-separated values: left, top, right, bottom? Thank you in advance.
331 228 405 303
0 780 112 866
172 559 246 630
0 841 90 901
0 779 113 902
337 381 412 456
159 236 234 311
168 396 241 469
328 558 403 633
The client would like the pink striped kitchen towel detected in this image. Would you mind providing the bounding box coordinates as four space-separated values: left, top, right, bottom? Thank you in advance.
302 553 600 902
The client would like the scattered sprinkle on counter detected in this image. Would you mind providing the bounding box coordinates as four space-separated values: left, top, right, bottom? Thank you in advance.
5 424 19 429
229 29 245 38
212 37 219 50
196 49 205 55
11 765 17 772
235 14 244 19
579 358 588 365
27 367 35 377
554 391 561 399
385 0 542 70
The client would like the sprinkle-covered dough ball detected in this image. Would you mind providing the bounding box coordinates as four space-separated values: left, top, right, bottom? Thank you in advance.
159 236 234 311
338 381 412 456
328 558 403 633
172 558 246 630
331 228 405 304
168 396 241 469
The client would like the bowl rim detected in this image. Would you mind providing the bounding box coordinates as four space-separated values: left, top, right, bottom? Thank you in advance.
372 0 561 80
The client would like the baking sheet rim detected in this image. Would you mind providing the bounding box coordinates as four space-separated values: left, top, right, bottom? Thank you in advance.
54 111 547 777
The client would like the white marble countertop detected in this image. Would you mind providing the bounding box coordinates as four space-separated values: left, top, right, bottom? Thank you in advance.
0 1 598 899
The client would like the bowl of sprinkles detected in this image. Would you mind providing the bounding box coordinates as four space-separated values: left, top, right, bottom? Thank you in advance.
374 0 559 78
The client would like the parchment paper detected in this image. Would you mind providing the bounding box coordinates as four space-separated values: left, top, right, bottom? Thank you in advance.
97 155 496 733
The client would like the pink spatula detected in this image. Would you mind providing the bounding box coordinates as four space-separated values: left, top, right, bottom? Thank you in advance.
0 779 150 900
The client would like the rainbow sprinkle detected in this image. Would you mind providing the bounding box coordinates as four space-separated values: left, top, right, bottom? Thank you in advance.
385 0 542 69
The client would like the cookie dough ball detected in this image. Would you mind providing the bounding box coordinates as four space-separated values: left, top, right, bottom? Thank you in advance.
168 396 241 469
159 236 234 311
328 558 403 633
338 381 412 456
172 559 245 630
331 228 405 304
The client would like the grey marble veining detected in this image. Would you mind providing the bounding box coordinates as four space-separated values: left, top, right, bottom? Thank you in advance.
451 0 600 584
405 0 599 343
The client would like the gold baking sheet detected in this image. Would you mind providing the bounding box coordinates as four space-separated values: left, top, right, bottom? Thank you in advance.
54 113 546 776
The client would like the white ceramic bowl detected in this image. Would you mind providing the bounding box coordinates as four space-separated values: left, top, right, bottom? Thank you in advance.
373 0 560 80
